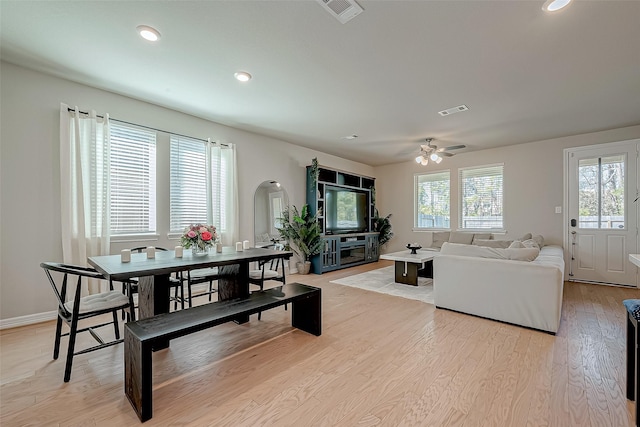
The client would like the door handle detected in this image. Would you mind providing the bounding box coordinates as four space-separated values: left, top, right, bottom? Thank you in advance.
570 218 576 227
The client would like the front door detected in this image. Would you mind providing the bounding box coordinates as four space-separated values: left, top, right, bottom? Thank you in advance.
567 140 639 287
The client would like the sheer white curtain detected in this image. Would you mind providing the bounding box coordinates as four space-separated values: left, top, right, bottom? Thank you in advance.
206 141 238 246
59 103 111 294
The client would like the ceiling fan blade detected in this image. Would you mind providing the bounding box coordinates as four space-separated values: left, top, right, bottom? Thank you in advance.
439 151 455 157
441 144 466 151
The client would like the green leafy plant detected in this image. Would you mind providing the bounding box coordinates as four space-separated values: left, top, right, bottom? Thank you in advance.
276 204 322 262
309 157 319 190
371 186 394 247
373 213 394 247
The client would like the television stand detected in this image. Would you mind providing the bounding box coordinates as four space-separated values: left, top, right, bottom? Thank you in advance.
306 164 380 274
312 232 379 274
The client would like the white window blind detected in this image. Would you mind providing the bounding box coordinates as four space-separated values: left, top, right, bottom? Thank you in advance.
109 123 156 234
170 136 208 231
459 164 504 230
415 171 450 229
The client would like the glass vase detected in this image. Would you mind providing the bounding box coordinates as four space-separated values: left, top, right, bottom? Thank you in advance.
192 245 209 256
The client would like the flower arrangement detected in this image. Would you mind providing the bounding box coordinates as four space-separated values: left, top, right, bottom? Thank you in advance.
180 224 217 253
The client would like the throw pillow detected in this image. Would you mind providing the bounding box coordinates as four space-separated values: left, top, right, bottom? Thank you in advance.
471 239 513 249
521 239 540 249
431 231 450 248
449 231 474 245
532 235 545 248
519 233 532 241
509 241 526 249
505 247 540 261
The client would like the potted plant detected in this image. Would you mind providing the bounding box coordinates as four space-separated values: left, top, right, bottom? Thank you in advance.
373 213 394 247
277 204 322 274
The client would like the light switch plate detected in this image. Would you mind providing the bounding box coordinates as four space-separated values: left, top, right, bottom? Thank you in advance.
555 206 562 214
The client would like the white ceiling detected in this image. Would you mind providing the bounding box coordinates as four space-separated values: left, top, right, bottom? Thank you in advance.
1 1 639 166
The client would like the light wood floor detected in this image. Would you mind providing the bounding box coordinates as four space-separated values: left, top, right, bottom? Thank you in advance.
1 260 638 426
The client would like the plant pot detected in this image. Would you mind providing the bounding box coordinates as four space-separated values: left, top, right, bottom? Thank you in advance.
297 261 311 275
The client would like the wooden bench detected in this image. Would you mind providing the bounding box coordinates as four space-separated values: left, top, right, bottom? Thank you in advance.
124 282 321 422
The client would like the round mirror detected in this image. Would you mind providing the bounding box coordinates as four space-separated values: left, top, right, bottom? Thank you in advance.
254 181 288 248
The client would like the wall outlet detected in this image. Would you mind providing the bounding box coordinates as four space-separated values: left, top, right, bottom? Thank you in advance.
555 206 562 214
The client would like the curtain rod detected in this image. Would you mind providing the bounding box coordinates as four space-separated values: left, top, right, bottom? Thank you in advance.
67 107 229 146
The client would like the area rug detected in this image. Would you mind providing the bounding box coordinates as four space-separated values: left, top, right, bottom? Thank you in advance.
330 266 434 305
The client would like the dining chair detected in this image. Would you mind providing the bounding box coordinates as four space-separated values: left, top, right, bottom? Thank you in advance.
183 267 220 307
250 243 287 320
118 247 186 320
41 262 134 382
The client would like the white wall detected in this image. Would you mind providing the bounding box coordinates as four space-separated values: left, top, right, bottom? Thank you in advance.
374 125 640 254
0 61 373 321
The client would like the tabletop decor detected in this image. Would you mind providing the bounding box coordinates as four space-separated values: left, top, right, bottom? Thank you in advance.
406 243 422 254
181 224 217 255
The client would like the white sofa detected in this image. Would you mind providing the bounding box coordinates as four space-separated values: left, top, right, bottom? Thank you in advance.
433 243 565 334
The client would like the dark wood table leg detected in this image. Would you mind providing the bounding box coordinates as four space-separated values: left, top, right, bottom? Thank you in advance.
124 329 153 421
218 262 250 324
138 274 171 350
292 289 322 336
418 260 434 279
394 261 418 286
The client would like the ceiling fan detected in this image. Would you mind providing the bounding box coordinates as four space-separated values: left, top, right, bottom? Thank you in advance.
415 138 466 165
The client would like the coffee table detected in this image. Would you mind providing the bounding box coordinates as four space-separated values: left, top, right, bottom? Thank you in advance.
380 250 438 286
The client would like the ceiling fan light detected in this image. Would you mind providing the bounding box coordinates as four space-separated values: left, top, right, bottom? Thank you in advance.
435 156 443 164
415 156 423 164
430 153 439 161
420 157 429 166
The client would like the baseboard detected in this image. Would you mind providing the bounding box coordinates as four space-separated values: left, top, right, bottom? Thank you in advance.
1 277 299 331
0 310 57 330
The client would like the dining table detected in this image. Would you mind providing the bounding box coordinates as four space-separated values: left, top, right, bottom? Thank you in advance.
88 246 292 349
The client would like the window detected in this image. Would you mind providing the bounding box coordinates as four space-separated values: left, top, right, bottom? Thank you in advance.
459 164 504 230
170 135 230 234
415 171 450 229
170 136 208 231
578 155 625 229
109 123 156 234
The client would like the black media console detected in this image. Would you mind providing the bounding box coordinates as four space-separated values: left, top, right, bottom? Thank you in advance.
307 165 380 274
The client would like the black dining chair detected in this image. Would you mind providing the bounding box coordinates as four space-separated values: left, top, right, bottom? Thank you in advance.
41 262 134 382
183 267 220 307
249 243 287 320
117 247 186 320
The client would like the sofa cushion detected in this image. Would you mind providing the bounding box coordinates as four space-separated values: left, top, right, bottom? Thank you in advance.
509 240 526 248
519 233 533 241
441 242 539 261
472 239 513 249
431 231 450 248
449 231 474 245
471 233 492 244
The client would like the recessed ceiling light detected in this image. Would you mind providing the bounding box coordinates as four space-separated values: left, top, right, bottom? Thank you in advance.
137 25 161 42
542 0 572 12
234 71 252 82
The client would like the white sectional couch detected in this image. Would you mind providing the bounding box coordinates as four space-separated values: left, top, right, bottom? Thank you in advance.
433 243 565 334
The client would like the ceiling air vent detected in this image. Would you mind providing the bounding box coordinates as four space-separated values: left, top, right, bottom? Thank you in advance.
438 104 469 116
316 0 363 24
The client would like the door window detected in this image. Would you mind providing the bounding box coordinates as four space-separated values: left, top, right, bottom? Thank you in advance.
578 155 625 229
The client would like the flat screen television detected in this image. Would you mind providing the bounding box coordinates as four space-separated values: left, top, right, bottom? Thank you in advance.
324 186 368 234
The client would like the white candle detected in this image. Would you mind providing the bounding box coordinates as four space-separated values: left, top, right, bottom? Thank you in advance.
216 243 223 253
243 240 250 250
175 246 183 258
235 242 243 252
121 249 131 263
146 246 155 259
